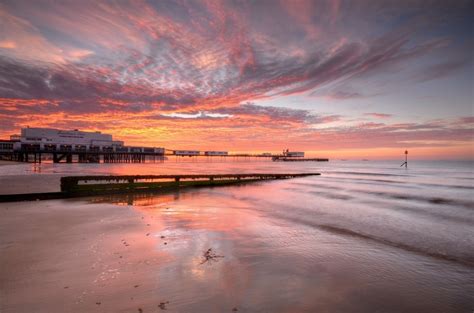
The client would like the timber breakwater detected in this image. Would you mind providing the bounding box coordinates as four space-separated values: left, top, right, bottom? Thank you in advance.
0 173 320 202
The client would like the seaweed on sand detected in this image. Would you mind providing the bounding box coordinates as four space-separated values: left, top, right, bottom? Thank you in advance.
200 248 224 264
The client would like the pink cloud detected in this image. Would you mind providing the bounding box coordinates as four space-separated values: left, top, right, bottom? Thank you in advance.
364 113 392 119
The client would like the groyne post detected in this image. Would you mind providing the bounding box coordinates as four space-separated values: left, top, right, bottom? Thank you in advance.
400 150 408 168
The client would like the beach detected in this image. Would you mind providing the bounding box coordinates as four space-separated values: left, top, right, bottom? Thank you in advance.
0 161 22 166
0 160 473 312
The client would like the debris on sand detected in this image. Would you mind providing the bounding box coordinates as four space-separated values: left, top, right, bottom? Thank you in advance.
158 301 169 310
138 308 143 313
160 235 165 239
134 284 139 288
200 248 224 264
146 233 150 236
232 308 238 312
95 302 101 305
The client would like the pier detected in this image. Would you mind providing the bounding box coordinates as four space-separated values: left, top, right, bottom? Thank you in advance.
0 173 320 202
0 128 329 163
0 150 327 163
272 157 329 162
0 150 162 164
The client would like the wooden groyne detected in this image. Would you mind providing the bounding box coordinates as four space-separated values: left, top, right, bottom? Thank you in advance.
0 173 320 202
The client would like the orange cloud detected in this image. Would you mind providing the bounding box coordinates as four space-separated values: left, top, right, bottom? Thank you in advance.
0 40 16 49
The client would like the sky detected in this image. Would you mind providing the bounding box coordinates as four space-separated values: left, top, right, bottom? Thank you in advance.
0 0 472 159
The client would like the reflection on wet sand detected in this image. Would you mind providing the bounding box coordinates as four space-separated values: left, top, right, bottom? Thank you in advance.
90 190 183 206
88 186 474 312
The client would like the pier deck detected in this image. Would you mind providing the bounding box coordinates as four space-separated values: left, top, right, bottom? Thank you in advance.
272 157 329 162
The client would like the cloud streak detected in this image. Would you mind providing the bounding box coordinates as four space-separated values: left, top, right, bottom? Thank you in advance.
364 113 392 119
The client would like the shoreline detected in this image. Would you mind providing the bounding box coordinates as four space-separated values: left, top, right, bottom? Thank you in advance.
0 160 23 166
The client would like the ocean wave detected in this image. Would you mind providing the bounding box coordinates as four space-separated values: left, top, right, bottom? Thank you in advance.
292 181 473 210
361 190 474 210
327 171 409 177
270 212 474 268
317 224 474 268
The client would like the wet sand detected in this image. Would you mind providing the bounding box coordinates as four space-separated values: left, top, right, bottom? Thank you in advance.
0 161 22 166
0 200 172 313
1 191 270 313
0 174 61 194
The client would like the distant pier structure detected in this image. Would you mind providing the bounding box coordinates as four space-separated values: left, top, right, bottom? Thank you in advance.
0 128 164 163
272 149 328 162
0 128 328 164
